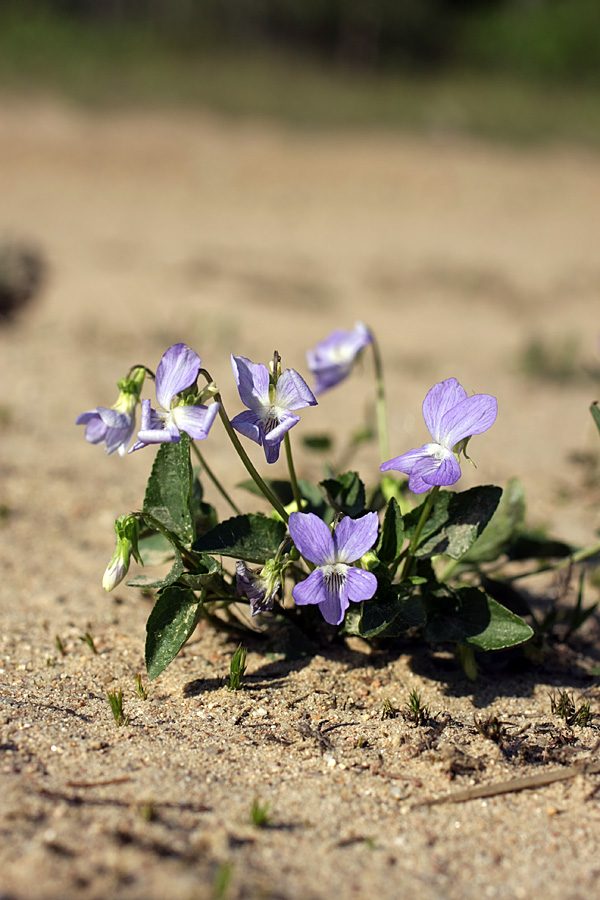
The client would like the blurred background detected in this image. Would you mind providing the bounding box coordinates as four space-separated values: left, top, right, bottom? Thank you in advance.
1 0 600 550
1 0 600 139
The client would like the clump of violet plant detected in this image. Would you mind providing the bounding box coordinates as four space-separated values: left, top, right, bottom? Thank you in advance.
76 322 600 683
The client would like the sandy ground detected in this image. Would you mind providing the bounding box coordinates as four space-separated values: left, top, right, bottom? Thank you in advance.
2 98 600 900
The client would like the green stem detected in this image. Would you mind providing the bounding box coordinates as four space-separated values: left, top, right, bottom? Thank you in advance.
190 441 241 516
284 432 303 512
439 556 459 582
215 397 289 523
400 485 440 581
506 538 600 583
370 332 390 463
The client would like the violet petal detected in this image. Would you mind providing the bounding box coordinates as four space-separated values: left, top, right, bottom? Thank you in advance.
292 568 326 606
333 512 379 564
96 406 130 429
411 448 461 487
262 410 301 446
230 409 263 445
263 440 283 464
288 512 334 566
81 414 108 444
172 403 219 441
422 378 468 444
319 577 350 626
155 344 202 410
439 393 498 449
231 355 270 410
407 472 435 494
380 446 429 475
274 368 317 411
345 567 378 604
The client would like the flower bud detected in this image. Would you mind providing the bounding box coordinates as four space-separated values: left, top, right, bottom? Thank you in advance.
102 515 142 592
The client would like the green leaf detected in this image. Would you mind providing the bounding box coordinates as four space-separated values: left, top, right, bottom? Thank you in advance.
190 469 219 537
404 490 452 544
192 514 286 563
459 478 525 565
145 585 203 680
143 434 194 546
406 486 502 561
302 433 333 452
508 532 572 560
357 581 426 638
129 531 184 590
179 554 222 589
424 585 533 651
377 497 405 565
137 531 175 567
319 471 366 518
591 402 600 437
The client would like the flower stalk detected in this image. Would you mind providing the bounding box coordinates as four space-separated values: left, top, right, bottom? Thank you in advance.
284 432 303 512
216 399 290 523
400 485 440 581
189 440 241 516
370 332 390 464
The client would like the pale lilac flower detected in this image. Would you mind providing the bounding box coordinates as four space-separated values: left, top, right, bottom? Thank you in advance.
288 511 378 625
230 355 317 463
76 367 145 456
130 343 219 451
236 560 281 616
306 322 372 394
380 378 497 494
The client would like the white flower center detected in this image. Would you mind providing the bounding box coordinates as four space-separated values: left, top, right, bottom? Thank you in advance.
261 405 283 435
322 563 347 593
328 344 354 364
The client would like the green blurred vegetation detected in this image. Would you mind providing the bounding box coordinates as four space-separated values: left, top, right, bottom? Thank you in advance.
1 1 600 143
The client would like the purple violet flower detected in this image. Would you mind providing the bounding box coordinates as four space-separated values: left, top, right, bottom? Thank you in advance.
230 355 317 463
288 511 378 625
130 343 219 452
236 560 281 616
380 377 497 494
306 321 372 394
76 367 145 456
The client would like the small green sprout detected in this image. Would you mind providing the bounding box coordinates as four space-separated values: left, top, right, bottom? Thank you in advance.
550 690 592 727
456 643 478 681
227 644 248 692
518 334 580 384
573 701 592 727
138 801 157 822
135 673 148 700
107 689 129 726
213 862 233 900
250 798 271 828
381 698 398 720
55 635 66 657
474 714 504 743
404 689 429 726
79 632 98 654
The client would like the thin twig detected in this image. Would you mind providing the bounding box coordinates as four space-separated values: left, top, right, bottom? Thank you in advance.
418 758 600 807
